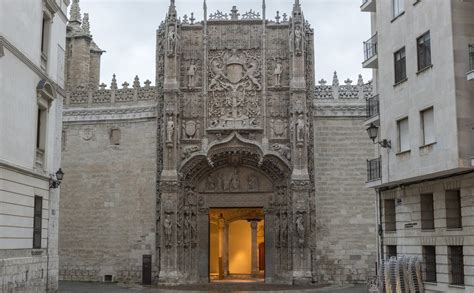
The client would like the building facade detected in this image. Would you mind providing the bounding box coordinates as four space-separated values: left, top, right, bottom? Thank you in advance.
0 0 69 292
361 0 474 291
59 0 377 286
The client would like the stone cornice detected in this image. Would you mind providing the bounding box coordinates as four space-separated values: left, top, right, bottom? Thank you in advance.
0 35 66 97
0 159 49 181
63 105 157 122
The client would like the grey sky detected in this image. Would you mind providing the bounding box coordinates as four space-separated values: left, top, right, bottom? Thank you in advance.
79 0 371 86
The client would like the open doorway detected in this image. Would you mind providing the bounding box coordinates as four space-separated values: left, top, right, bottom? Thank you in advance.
209 208 264 282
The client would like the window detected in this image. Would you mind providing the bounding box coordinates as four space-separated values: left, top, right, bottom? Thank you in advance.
387 245 397 258
392 0 405 18
110 129 121 145
384 199 396 232
40 12 52 70
420 193 434 230
421 107 435 146
33 196 43 249
446 190 462 229
417 32 431 71
36 108 47 151
423 246 437 282
397 117 410 153
448 246 464 285
394 48 407 83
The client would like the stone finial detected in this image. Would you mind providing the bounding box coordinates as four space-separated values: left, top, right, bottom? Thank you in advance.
344 78 353 85
282 13 288 22
275 11 281 24
69 0 82 24
82 13 91 35
332 71 339 87
190 12 195 24
111 74 118 90
99 83 107 90
133 75 140 89
144 80 152 88
230 6 240 20
318 79 327 85
357 74 364 86
122 82 129 89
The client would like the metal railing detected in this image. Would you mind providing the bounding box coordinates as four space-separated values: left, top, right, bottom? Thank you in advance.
366 95 379 118
363 33 378 62
367 156 381 181
469 44 474 72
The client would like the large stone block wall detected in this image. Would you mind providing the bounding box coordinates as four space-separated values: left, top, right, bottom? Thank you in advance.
59 119 157 283
313 117 377 283
0 255 48 292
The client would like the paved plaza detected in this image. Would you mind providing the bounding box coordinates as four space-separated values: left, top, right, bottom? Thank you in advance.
58 281 368 293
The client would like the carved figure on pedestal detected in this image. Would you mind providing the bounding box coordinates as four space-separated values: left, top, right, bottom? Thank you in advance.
294 26 303 55
166 117 175 143
167 26 178 56
273 61 283 87
296 115 305 142
164 214 173 248
187 61 197 88
296 212 305 247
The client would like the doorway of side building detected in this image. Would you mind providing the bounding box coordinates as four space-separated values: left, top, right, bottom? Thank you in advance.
209 208 265 282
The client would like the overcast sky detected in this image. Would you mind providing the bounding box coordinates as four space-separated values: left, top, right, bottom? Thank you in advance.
79 0 371 86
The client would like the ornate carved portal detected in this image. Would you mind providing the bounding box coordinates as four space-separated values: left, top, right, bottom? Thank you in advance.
156 0 316 286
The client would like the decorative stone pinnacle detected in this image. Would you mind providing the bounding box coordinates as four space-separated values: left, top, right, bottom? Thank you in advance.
122 82 129 89
144 80 152 87
99 83 107 90
282 13 288 22
318 79 327 85
183 14 189 24
133 76 140 88
332 71 339 87
357 74 364 86
275 11 280 24
344 78 353 85
230 6 240 20
69 0 82 24
82 13 91 35
190 12 195 24
111 74 118 90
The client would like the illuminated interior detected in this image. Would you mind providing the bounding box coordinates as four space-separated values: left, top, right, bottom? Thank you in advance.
209 208 264 282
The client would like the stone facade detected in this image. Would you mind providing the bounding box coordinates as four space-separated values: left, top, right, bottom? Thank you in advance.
59 0 376 286
0 0 68 292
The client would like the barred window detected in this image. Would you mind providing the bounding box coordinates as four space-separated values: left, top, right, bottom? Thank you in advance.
446 190 462 229
417 31 431 71
394 47 407 83
384 199 396 232
420 194 434 230
423 246 437 282
448 246 464 285
33 196 43 249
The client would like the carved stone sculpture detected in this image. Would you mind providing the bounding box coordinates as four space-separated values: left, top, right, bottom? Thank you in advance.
166 117 175 142
294 26 303 55
187 62 197 88
167 26 178 56
296 212 305 247
273 61 283 87
296 115 305 142
163 214 173 248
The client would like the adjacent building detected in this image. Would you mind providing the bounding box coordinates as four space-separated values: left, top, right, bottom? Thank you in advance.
0 0 68 291
362 0 474 291
58 0 377 285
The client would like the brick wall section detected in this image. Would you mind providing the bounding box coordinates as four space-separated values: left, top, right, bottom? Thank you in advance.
313 117 377 283
59 119 157 283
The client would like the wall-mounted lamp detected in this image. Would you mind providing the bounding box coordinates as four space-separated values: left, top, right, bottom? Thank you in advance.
366 123 391 149
49 168 64 189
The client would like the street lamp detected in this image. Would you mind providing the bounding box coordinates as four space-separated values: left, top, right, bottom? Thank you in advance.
366 123 391 149
49 168 64 189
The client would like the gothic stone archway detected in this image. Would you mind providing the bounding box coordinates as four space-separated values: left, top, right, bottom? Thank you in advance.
158 134 315 285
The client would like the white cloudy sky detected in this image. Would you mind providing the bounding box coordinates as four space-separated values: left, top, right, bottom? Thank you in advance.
78 0 371 86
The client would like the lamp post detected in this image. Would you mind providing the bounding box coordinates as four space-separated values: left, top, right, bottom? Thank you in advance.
366 123 391 149
49 168 64 189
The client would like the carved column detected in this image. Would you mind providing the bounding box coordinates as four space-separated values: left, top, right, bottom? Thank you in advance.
249 219 260 277
223 222 229 276
218 215 225 279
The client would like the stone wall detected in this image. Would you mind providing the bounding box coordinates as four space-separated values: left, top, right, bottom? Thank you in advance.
0 255 48 292
313 116 377 283
59 118 157 283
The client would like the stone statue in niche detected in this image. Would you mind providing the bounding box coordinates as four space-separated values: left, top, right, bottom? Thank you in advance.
187 61 197 88
227 168 240 191
273 61 283 87
296 212 305 247
163 214 173 248
247 174 259 191
294 25 303 55
296 115 305 142
166 116 175 143
167 26 178 56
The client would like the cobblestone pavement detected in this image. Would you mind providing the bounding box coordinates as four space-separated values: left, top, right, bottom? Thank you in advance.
59 281 368 293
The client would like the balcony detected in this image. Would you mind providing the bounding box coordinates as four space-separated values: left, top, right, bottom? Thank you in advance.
366 95 380 119
367 156 381 182
363 34 378 69
468 44 474 81
361 0 376 12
